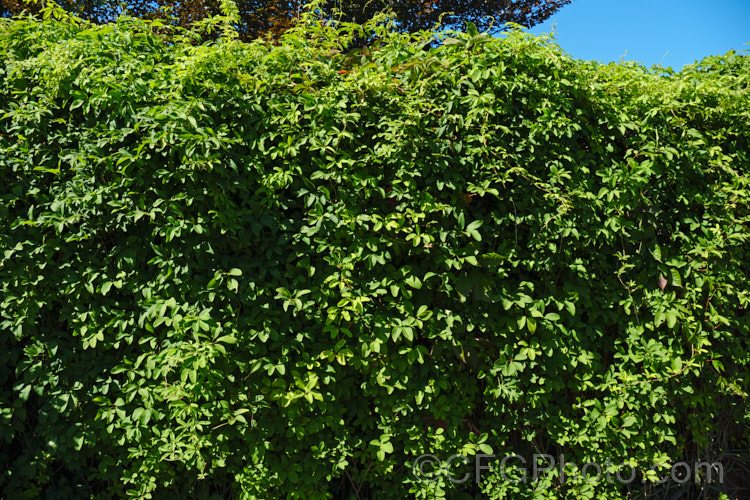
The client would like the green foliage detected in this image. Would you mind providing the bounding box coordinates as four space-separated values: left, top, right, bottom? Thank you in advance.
1 0 572 42
1 5 749 499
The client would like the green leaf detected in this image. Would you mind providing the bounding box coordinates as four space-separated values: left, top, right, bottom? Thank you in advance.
670 268 682 288
517 316 526 330
651 244 662 262
666 311 677 329
478 443 493 454
564 301 575 316
671 357 683 373
18 385 31 402
527 317 537 333
404 276 422 289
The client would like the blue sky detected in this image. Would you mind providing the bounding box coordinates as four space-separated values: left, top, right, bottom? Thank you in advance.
527 0 750 70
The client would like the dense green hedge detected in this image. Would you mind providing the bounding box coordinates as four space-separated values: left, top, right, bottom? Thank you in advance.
1 3 749 498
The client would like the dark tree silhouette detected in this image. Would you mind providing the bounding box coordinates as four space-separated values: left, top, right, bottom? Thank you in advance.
0 0 571 41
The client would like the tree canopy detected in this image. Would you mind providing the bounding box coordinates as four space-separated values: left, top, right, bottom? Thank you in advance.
0 0 572 41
